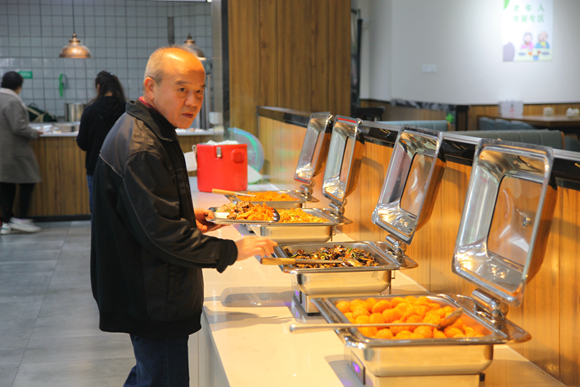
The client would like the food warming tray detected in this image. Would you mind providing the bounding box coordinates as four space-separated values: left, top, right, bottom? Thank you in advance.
250 116 365 243
274 242 418 295
224 190 310 209
272 126 446 314
225 112 334 208
311 139 558 386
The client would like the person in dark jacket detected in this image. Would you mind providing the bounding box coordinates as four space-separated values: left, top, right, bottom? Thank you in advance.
91 46 276 387
76 71 126 213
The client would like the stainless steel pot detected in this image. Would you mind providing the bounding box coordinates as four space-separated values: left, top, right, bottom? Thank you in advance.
64 103 85 122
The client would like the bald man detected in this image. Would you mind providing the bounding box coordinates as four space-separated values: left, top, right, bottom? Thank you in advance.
90 46 276 387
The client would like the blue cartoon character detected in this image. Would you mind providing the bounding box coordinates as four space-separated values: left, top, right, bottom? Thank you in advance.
535 31 550 49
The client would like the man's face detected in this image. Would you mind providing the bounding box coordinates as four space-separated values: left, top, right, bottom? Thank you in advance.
146 51 206 129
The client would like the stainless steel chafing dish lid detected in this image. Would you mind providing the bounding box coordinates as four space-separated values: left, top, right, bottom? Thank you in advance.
322 116 365 210
294 112 333 187
453 139 557 307
372 127 446 244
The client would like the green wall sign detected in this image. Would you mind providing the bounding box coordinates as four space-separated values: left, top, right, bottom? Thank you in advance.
18 71 33 79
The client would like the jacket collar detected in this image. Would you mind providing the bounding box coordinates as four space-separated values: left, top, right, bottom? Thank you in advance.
126 99 178 141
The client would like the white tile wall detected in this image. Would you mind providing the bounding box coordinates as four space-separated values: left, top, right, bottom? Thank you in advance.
0 0 213 120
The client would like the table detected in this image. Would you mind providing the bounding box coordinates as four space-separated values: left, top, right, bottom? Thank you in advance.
478 114 580 134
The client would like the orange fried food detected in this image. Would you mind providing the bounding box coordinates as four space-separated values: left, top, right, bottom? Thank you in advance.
414 326 434 338
389 320 407 335
344 312 355 323
232 203 275 221
349 299 369 312
366 297 378 310
372 300 392 314
394 302 413 316
237 191 295 201
335 301 351 314
394 330 414 339
358 327 378 338
390 297 405 307
433 328 447 338
375 328 394 339
404 295 417 304
383 308 402 323
369 313 386 324
355 315 370 324
278 208 325 223
351 307 370 319
444 327 463 338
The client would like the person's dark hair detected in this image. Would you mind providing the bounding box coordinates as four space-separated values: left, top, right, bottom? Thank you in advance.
1 71 24 91
92 71 126 106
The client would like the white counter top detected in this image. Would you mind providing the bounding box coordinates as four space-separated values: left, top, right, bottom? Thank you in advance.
30 123 214 138
192 185 563 387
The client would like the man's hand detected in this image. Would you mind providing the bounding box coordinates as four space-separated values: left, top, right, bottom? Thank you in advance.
235 237 278 261
194 208 224 233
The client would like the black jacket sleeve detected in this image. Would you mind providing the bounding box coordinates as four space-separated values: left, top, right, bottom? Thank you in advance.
76 107 91 151
117 149 238 271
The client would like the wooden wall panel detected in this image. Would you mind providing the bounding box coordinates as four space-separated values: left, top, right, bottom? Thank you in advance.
228 0 351 136
258 109 580 385
228 0 261 135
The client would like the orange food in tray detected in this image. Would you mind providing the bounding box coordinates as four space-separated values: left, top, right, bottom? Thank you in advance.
225 202 276 221
278 208 325 223
236 191 296 201
335 296 485 340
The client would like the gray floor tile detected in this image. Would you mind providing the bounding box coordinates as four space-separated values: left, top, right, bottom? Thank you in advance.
0 338 28 365
31 313 101 340
0 364 19 387
0 240 65 252
13 357 134 387
0 260 57 273
37 288 98 319
0 249 61 262
21 334 133 364
0 318 36 341
54 248 90 272
0 300 42 321
0 272 53 298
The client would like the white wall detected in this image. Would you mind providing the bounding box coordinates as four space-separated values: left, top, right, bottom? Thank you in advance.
360 0 580 105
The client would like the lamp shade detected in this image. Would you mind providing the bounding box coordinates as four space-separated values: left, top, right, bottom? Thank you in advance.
184 34 205 60
59 33 92 59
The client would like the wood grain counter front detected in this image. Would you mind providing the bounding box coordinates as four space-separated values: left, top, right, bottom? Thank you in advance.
26 131 214 219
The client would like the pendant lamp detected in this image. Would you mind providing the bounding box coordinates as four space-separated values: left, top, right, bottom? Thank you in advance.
59 2 91 58
184 34 206 60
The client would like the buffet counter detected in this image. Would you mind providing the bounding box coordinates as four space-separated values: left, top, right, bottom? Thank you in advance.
26 126 214 219
190 185 563 387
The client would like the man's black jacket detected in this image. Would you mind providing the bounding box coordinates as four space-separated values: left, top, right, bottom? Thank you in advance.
90 100 237 339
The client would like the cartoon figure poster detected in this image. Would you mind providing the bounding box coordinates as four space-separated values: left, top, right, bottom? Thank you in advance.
502 0 553 62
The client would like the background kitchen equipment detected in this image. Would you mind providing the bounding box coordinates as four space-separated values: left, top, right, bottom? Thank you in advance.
64 103 85 122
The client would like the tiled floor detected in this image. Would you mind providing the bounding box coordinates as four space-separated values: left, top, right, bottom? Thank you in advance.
0 221 135 387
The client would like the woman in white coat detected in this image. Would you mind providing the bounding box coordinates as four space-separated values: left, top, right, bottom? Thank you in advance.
0 71 42 234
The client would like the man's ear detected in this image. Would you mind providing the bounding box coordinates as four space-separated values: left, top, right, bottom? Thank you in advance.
143 77 156 100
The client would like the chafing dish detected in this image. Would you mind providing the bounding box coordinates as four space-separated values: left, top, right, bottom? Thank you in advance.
250 116 364 243
276 126 446 314
311 139 557 386
226 112 334 208
275 242 417 295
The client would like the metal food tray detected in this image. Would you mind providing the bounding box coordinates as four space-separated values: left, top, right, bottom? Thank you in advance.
273 242 417 295
313 294 531 377
226 190 317 209
206 207 280 225
249 208 342 243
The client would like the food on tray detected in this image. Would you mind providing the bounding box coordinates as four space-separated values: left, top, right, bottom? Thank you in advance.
217 202 237 212
335 296 485 339
236 191 296 201
283 245 380 268
278 208 325 223
223 201 276 221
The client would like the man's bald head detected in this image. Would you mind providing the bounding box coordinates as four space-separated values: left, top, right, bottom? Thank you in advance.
143 46 203 90
142 46 206 128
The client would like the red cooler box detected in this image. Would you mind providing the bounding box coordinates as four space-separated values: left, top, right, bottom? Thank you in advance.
196 143 248 192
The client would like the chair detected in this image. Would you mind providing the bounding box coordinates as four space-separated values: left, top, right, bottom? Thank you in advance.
478 117 495 131
452 129 564 150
